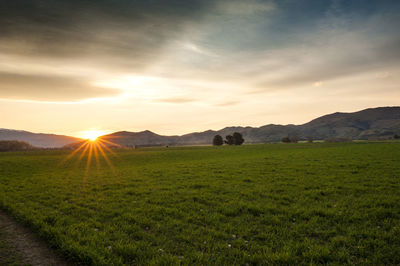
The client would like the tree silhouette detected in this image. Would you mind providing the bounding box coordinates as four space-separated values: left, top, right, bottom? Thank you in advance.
233 132 244 145
0 140 34 152
224 135 234 145
213 135 223 146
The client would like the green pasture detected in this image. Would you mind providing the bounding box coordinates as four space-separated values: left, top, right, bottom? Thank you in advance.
0 142 399 265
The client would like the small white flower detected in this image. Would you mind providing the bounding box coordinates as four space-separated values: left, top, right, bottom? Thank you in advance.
107 246 112 250
228 244 231 248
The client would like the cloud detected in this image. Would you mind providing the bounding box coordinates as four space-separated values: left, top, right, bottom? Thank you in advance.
214 100 241 107
249 28 400 93
0 0 399 105
0 1 213 64
154 97 196 104
0 1 217 101
0 72 120 101
217 0 275 15
1 0 400 135
313 82 323 87
180 42 217 57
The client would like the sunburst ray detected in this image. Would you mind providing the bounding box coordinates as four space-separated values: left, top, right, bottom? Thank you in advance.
97 139 118 156
60 137 118 175
93 142 101 172
96 142 115 171
58 141 88 166
85 142 94 175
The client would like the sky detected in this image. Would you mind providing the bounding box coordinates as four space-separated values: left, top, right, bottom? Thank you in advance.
0 0 399 138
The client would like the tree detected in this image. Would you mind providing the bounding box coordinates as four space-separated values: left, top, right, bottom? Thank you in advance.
307 136 313 143
224 135 234 145
394 134 400 139
232 132 244 145
213 135 223 146
0 140 34 152
281 136 291 143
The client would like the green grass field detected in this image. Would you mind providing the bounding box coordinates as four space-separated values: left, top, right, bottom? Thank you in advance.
0 142 399 265
0 230 23 266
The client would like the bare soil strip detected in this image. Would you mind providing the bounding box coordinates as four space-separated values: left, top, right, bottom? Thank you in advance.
0 210 70 266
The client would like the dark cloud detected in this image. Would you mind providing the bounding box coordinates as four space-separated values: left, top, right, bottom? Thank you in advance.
0 0 213 65
1 0 399 102
1 0 398 62
0 72 119 101
0 0 215 101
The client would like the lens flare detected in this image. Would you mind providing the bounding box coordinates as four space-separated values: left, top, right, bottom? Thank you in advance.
60 136 124 174
81 130 105 141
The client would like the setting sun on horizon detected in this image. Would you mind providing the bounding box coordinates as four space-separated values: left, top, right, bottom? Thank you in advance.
80 130 108 141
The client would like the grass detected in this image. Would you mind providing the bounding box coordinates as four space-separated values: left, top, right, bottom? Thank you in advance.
0 142 399 265
0 231 24 266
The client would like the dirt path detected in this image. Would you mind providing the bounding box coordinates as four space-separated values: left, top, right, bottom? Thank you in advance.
0 210 71 266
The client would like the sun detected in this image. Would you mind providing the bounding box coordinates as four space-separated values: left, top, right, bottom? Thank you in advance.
81 130 106 141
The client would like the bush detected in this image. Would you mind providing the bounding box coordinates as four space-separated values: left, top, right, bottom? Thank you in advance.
213 135 223 146
232 132 244 145
281 136 300 143
223 133 245 145
0 140 35 152
224 135 234 145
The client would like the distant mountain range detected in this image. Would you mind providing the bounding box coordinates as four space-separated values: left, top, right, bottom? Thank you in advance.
1 107 399 148
0 129 80 148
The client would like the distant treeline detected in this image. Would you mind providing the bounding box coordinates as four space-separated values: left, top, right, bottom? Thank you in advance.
0 140 36 152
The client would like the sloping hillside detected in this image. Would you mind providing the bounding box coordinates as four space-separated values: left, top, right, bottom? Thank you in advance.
298 107 400 140
99 130 180 147
0 129 81 148
95 107 400 146
3 107 400 148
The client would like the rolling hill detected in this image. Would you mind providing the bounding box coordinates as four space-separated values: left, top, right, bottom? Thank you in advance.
1 107 399 148
0 129 81 148
100 107 400 147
